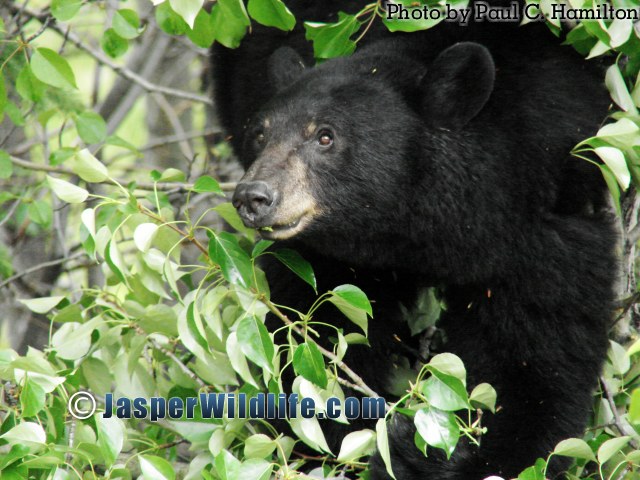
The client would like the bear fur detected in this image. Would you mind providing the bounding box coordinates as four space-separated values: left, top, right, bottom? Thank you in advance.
212 1 617 478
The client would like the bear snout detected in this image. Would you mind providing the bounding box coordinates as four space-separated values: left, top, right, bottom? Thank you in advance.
232 180 276 226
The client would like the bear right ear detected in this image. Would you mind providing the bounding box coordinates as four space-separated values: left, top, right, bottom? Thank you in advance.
420 42 495 129
268 47 307 91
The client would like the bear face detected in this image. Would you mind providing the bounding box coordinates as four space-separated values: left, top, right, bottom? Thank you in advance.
232 43 498 278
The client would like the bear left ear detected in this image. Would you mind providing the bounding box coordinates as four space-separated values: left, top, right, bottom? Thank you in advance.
268 46 307 91
420 42 495 129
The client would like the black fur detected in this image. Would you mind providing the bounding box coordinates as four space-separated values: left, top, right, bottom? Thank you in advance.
211 2 617 478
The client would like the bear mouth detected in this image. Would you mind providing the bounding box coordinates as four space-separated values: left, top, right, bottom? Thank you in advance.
258 214 308 240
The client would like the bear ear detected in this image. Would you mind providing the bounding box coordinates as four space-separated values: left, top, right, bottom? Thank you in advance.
268 46 307 91
420 42 495 129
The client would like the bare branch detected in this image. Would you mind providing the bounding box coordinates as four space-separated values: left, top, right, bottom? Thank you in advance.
0 251 87 290
600 376 640 450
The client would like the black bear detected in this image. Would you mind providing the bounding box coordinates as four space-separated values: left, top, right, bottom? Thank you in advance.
212 1 617 478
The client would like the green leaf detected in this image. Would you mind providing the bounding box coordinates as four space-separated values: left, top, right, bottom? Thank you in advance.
244 434 276 459
192 175 223 194
0 445 30 470
134 223 159 252
0 150 11 179
27 200 53 228
517 458 547 480
0 422 46 451
248 0 295 31
49 147 76 166
0 242 14 279
105 135 138 151
97 416 125 466
605 64 637 114
69 148 109 182
332 284 372 315
51 320 96 360
186 301 209 352
105 239 127 283
293 342 327 388
629 388 640 424
608 19 633 48
187 9 216 48
553 438 596 461
102 29 129 58
139 455 176 480
51 0 83 21
20 379 46 417
82 357 112 396
47 175 89 203
158 167 185 182
304 14 362 59
208 231 254 288
52 304 82 323
169 0 204 28
329 284 372 334
30 48 77 90
113 9 141 39
595 147 630 190
214 202 255 240
599 163 621 215
337 429 376 462
238 459 273 480
273 248 316 292
469 383 497 413
226 331 258 387
214 450 241 480
383 4 444 32
252 240 273 258
236 315 275 373
5 102 24 126
211 0 251 48
156 2 189 35
608 340 631 375
414 407 460 458
375 418 395 479
421 375 469 412
16 65 46 102
76 112 108 145
428 353 466 382
19 295 65 314
0 72 6 119
597 436 631 463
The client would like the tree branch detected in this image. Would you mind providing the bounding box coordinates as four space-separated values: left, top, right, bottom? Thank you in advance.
9 154 237 192
0 251 87 290
600 376 640 450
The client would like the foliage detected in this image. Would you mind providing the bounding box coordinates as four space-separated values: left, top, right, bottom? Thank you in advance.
0 0 639 479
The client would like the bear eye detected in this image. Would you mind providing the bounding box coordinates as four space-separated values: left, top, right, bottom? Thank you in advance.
317 129 334 147
255 131 265 144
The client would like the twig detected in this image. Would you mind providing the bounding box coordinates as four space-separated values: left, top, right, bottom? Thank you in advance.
9 154 237 192
600 376 640 449
7 4 212 105
139 128 221 152
150 92 194 160
145 333 207 389
262 295 386 403
0 200 21 229
0 251 87 290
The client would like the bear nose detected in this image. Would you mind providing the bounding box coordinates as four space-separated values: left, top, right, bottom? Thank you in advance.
232 181 276 222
